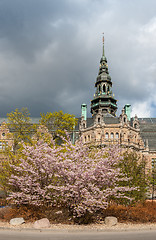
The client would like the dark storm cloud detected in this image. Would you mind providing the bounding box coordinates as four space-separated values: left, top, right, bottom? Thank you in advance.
0 0 155 118
0 0 69 58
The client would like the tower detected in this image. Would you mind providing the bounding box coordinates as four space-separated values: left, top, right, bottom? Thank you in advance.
90 35 117 117
81 103 87 121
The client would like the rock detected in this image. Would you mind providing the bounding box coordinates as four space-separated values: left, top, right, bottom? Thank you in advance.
33 218 50 229
10 217 25 226
104 216 118 226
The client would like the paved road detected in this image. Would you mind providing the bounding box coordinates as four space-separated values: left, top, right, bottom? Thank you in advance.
0 230 156 240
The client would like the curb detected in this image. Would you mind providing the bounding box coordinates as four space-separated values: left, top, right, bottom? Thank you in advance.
0 225 156 233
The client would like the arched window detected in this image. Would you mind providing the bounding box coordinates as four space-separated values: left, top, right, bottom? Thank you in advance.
111 132 114 139
84 136 86 142
134 123 137 129
88 135 90 141
107 85 110 93
152 158 156 169
103 84 106 93
98 85 101 92
124 117 126 123
98 117 100 123
115 133 119 139
105 132 109 139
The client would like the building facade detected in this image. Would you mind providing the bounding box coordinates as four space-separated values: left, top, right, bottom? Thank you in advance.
77 37 156 172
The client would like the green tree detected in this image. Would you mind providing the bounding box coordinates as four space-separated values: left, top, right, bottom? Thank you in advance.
118 151 149 202
0 108 36 191
40 110 77 143
151 158 156 200
7 107 36 151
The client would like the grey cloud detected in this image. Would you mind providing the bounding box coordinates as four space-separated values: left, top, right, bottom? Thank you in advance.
0 0 155 118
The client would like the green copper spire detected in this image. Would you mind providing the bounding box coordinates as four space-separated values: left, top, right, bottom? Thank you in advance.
90 35 117 116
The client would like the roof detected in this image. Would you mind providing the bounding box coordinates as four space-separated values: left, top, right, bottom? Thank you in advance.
0 116 156 151
0 117 40 124
139 118 156 151
103 117 120 124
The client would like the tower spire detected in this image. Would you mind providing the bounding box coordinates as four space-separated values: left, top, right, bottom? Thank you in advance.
90 35 117 117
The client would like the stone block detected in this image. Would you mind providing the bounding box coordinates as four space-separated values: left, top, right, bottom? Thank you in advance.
33 218 51 229
10 217 25 226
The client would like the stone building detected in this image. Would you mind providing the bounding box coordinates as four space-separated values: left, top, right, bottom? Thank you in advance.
76 37 156 172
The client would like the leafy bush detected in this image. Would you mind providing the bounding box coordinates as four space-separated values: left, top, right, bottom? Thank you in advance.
101 201 156 223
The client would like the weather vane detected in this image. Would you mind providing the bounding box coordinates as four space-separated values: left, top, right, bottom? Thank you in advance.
102 33 105 56
102 32 104 44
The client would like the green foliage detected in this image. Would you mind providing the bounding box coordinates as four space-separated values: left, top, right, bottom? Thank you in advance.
40 110 77 143
32 124 54 147
7 107 36 151
118 151 149 202
0 147 21 191
0 158 11 192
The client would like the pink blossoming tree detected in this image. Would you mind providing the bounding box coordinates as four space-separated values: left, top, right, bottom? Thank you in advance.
8 136 134 219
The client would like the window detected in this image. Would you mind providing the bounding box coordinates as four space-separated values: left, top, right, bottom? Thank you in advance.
98 117 100 123
0 141 8 150
88 135 90 141
124 117 126 123
134 123 137 129
115 133 119 139
2 132 5 137
152 159 156 169
111 133 114 139
107 85 110 93
98 85 101 92
84 136 87 142
3 141 8 150
103 85 106 93
105 132 109 139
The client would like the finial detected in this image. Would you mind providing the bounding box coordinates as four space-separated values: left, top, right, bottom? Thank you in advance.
102 32 105 57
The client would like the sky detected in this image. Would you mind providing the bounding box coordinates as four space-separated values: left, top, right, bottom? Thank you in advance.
0 0 156 118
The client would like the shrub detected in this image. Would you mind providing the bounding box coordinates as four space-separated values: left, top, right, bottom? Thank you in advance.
102 201 156 223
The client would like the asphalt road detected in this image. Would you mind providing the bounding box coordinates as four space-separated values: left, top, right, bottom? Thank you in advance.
0 230 156 240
